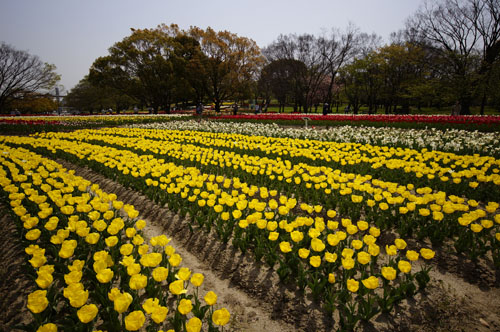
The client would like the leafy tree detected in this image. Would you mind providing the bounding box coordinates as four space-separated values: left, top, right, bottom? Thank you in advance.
66 76 136 114
88 55 141 106
168 31 208 105
258 59 307 112
89 25 182 113
337 34 383 114
375 43 430 113
189 27 264 112
7 92 57 114
339 59 371 114
0 42 59 112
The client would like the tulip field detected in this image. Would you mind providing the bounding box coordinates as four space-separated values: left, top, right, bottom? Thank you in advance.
0 115 499 332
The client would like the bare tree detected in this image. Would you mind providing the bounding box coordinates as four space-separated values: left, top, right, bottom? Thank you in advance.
0 42 59 112
407 0 499 114
263 35 308 111
318 24 360 110
264 34 330 112
468 0 500 113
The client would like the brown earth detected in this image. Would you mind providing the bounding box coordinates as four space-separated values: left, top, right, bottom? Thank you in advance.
1 159 499 332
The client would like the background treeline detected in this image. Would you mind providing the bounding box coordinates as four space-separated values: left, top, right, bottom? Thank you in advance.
64 0 500 115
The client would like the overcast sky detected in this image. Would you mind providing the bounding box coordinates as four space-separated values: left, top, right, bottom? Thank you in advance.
0 0 423 92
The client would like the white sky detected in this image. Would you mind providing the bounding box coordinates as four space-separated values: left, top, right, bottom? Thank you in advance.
0 0 423 91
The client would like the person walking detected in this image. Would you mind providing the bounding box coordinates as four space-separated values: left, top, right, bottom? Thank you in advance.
196 102 203 116
452 101 460 116
322 102 329 115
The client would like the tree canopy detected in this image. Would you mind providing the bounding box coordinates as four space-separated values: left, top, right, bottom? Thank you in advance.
83 24 263 113
71 4 500 115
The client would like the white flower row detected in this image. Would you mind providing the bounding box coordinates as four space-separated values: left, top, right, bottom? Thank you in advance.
131 120 500 156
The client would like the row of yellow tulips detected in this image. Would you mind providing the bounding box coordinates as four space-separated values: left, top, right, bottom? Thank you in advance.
7 130 499 262
0 144 229 332
0 135 439 330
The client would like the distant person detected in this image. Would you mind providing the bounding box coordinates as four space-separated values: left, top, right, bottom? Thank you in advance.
452 101 460 116
233 103 239 115
322 102 329 115
344 105 350 114
255 104 260 114
196 102 203 116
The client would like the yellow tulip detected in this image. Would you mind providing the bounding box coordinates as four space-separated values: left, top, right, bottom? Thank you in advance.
361 276 379 290
381 266 397 281
124 311 145 331
346 279 359 292
77 304 98 324
212 308 231 326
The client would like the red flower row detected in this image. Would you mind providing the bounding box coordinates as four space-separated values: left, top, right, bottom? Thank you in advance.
210 113 500 125
0 119 62 125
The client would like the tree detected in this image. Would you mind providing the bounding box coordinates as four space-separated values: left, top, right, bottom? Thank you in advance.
264 29 378 112
7 92 57 114
259 59 308 112
339 59 366 114
264 34 327 112
0 42 59 112
90 25 182 114
487 59 500 110
169 32 208 105
189 27 264 112
469 0 500 113
88 55 141 106
375 43 430 113
318 25 359 109
407 0 499 114
66 76 136 114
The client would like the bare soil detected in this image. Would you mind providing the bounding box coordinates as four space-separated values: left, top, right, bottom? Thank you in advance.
1 159 499 332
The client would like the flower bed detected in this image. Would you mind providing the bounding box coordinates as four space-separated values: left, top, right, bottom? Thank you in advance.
212 113 500 125
209 113 500 131
1 122 499 331
0 114 190 135
0 145 229 332
133 120 500 157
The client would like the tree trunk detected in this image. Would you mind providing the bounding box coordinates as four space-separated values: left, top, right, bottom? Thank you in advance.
480 92 487 115
460 99 471 115
353 103 359 114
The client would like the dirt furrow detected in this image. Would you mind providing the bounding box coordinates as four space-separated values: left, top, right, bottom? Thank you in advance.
0 205 33 332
